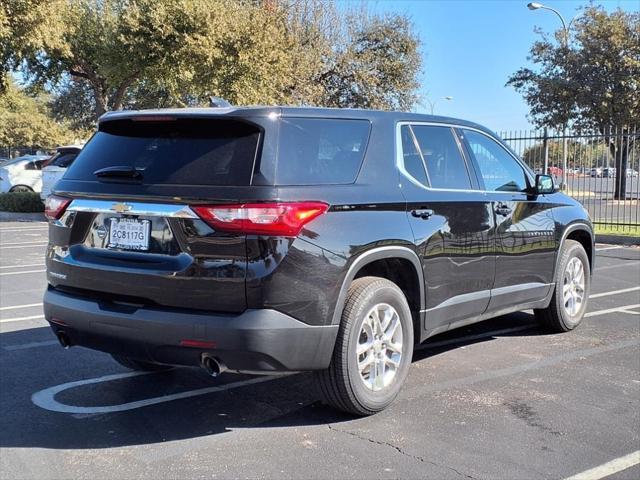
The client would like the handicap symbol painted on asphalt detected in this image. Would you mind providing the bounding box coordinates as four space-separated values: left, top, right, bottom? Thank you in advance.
31 371 274 414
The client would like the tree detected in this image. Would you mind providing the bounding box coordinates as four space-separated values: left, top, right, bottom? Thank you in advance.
49 79 96 131
521 139 610 170
508 6 639 199
3 0 422 125
317 14 421 110
1 0 62 94
0 80 79 151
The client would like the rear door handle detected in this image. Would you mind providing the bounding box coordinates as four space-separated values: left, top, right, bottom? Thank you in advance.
495 204 512 217
411 209 434 220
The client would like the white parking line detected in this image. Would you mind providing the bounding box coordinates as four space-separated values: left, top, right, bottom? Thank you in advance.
596 245 624 252
595 263 637 272
0 269 46 276
0 229 47 234
0 240 49 246
0 263 45 269
0 315 45 323
0 226 47 232
585 304 640 318
0 302 42 311
563 450 640 480
0 244 47 249
590 286 640 299
32 372 276 414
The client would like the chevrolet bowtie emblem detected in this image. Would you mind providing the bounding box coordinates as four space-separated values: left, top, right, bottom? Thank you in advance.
111 202 132 213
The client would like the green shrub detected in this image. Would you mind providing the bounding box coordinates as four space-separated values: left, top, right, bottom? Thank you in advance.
0 192 45 212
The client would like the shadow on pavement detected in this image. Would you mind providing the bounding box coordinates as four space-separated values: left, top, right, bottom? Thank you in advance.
0 312 544 450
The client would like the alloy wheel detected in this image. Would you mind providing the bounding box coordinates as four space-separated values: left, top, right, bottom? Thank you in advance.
563 256 585 316
356 303 403 391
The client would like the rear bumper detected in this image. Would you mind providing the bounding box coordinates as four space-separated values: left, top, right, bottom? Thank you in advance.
43 288 338 373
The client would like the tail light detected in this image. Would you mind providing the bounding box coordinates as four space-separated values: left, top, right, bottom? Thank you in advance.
45 195 71 220
192 202 328 236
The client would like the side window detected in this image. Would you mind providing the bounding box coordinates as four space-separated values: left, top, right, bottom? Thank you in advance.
410 125 472 190
463 130 528 192
24 161 36 170
399 125 428 185
276 118 370 185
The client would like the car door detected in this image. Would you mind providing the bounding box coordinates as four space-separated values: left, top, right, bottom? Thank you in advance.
398 123 496 334
21 160 44 191
459 128 556 313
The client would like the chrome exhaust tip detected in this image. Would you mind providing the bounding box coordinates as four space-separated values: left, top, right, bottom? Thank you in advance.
201 354 226 377
56 331 71 349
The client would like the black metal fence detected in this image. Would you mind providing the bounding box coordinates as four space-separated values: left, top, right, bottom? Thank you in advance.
3 129 640 233
499 127 640 232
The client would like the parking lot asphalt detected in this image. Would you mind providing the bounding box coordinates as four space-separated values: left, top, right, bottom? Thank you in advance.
0 221 639 480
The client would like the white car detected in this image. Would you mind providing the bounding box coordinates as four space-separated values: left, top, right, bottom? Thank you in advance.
40 145 83 201
0 155 50 193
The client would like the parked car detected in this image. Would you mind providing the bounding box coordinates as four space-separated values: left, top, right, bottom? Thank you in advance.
43 107 594 415
626 168 639 177
602 168 616 178
40 145 83 201
547 166 563 177
0 155 49 193
590 167 603 177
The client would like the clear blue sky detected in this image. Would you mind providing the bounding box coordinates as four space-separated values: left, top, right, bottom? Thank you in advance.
361 0 638 133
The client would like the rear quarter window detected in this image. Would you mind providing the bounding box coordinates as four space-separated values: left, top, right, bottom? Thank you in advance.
276 118 370 185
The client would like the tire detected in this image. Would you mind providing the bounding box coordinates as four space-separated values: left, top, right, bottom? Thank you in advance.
9 185 33 193
315 276 414 416
535 239 590 332
111 354 171 372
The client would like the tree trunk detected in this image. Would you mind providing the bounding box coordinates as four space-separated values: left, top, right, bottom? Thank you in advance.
610 138 628 200
69 66 108 119
111 72 139 111
93 89 108 118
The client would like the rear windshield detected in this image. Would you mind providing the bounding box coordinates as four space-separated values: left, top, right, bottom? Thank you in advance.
64 118 260 186
276 118 370 185
49 152 79 168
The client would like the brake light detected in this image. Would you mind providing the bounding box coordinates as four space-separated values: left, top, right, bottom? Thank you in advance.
192 202 328 236
130 115 176 122
180 339 217 349
44 195 71 220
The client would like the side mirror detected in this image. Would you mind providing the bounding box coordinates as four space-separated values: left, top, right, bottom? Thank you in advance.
535 174 555 194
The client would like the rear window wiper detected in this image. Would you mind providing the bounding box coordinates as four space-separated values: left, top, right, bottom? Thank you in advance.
93 166 143 181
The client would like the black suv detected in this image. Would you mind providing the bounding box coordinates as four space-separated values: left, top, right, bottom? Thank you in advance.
43 107 593 415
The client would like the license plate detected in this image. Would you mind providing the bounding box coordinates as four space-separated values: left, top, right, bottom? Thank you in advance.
107 217 151 251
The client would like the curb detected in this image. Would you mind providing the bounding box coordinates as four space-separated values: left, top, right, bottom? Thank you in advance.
0 211 47 222
596 234 640 246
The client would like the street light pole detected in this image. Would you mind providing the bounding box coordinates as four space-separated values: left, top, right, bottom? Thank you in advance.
527 3 568 47
527 2 570 190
